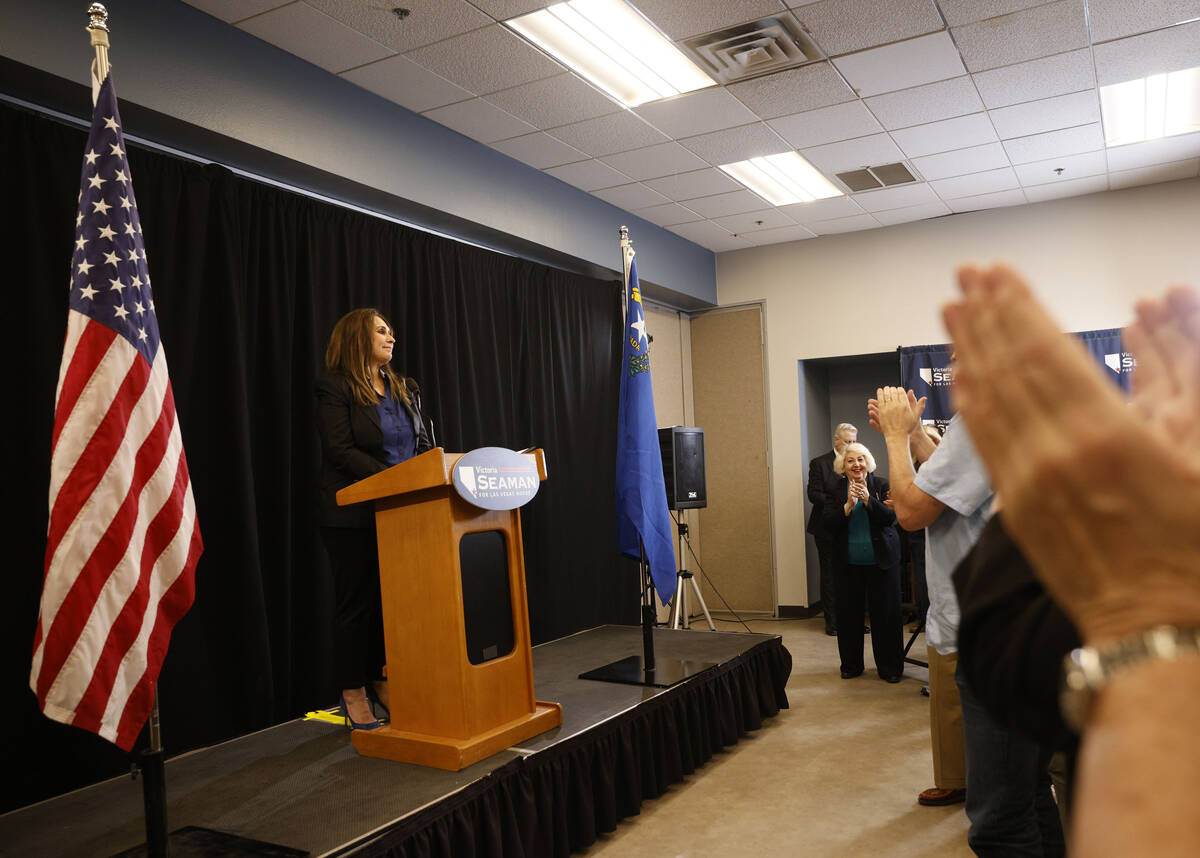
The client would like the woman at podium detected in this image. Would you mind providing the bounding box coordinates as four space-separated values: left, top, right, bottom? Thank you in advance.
316 309 433 729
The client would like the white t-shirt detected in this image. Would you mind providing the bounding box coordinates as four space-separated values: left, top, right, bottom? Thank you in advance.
913 414 994 655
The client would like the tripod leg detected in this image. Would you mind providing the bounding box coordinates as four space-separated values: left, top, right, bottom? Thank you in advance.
687 574 717 631
670 572 686 629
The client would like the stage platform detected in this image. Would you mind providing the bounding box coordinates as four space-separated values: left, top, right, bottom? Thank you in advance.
0 625 790 857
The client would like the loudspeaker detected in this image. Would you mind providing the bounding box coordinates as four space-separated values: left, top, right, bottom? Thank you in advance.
659 426 706 510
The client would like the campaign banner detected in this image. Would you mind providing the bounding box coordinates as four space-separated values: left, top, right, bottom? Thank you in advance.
899 344 954 433
900 328 1133 428
1075 327 1133 394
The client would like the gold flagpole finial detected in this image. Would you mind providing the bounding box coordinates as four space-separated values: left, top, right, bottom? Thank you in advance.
86 3 110 104
87 2 109 31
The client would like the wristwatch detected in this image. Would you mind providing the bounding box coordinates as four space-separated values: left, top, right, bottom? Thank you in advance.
1060 625 1200 733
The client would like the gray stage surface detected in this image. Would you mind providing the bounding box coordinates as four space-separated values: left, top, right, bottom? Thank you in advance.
0 625 781 857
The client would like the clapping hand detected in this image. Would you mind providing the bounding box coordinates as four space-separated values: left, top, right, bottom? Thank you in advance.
943 264 1200 644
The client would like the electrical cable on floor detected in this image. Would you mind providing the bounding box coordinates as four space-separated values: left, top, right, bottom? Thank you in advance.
670 510 752 632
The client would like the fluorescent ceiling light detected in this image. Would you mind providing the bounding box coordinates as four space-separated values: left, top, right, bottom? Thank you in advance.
506 0 713 107
1100 67 1200 146
719 152 842 206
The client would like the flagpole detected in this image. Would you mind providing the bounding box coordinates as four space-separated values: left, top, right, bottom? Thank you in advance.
619 226 658 676
87 3 110 103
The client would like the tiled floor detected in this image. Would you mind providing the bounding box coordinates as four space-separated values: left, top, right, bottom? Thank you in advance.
579 616 973 857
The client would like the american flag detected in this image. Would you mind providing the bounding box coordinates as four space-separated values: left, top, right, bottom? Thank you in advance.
30 74 202 751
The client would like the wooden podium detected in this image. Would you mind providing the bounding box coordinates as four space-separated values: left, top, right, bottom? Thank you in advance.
337 447 562 770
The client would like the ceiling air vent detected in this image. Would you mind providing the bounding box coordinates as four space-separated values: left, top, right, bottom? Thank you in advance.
836 163 917 192
681 13 823 85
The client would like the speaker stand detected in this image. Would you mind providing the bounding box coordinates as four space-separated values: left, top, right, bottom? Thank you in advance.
668 521 715 630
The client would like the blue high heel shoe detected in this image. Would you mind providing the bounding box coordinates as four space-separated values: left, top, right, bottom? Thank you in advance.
366 682 390 723
339 693 381 730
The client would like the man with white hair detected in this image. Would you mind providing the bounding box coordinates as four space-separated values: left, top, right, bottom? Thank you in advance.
807 422 857 635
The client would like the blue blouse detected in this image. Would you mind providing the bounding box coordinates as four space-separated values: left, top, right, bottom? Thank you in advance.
375 386 416 466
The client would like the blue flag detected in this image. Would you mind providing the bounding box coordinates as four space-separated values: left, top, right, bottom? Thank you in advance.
615 255 677 604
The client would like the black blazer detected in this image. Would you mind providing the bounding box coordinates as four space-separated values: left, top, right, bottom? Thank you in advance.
821 473 901 569
806 449 837 537
316 371 434 528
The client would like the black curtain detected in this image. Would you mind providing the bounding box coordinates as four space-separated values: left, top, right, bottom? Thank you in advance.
1 99 638 812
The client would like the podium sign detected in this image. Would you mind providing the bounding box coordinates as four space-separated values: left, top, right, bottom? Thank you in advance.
337 447 561 770
451 447 541 510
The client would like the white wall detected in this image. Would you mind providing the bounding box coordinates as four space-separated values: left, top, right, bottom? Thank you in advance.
716 177 1200 607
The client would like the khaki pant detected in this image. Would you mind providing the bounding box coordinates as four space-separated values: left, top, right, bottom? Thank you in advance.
928 646 966 789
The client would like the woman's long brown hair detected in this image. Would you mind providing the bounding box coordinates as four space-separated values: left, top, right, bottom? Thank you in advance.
325 308 409 406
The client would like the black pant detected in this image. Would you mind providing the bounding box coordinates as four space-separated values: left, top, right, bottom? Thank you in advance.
321 526 386 690
835 561 903 678
815 536 836 631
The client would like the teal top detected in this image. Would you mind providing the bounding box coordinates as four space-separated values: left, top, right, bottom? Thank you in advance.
847 497 876 566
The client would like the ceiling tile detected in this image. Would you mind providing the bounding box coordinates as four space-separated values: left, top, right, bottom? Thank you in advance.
853 182 940 211
1002 123 1104 164
801 133 906 174
466 0 547 17
643 169 742 200
548 112 671 157
634 88 759 139
1014 149 1108 185
679 123 793 165
714 209 800 234
951 0 1088 73
726 63 858 120
930 166 1021 198
1088 0 1200 44
621 0 786 41
1022 173 1110 201
738 225 820 246
833 31 966 98
810 213 881 234
543 159 632 191
971 48 1095 109
592 183 672 209
987 90 1100 139
601 143 709 181
793 0 944 56
421 98 536 143
405 24 563 94
303 0 491 52
183 0 292 23
936 0 1053 27
634 203 704 228
1108 158 1200 190
768 101 884 149
872 199 954 224
778 195 866 222
490 132 588 169
947 188 1028 211
684 190 774 218
891 113 999 158
1105 131 1200 171
340 54 473 112
1093 20 1200 86
666 220 752 252
485 74 621 129
237 2 394 73
864 76 984 129
912 141 1011 179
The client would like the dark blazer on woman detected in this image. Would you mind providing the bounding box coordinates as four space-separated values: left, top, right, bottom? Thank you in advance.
316 371 434 528
821 473 901 569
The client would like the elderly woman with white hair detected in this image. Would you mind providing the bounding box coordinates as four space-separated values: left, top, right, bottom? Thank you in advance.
822 441 904 682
